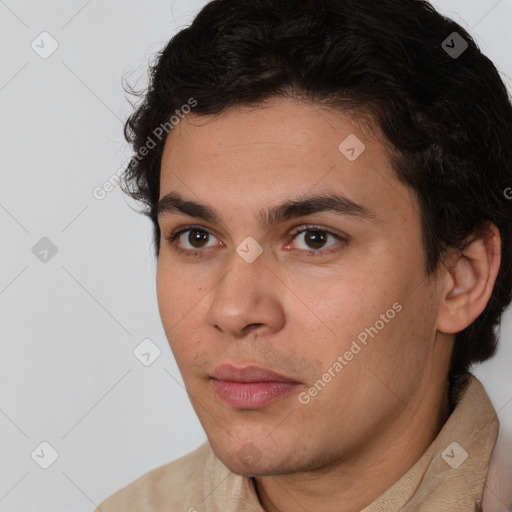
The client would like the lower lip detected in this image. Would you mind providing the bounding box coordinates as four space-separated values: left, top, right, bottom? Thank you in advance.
210 379 300 409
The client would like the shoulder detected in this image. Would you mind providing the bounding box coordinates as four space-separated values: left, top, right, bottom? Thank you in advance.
95 441 211 512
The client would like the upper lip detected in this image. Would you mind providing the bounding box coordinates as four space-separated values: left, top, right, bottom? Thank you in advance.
211 364 300 383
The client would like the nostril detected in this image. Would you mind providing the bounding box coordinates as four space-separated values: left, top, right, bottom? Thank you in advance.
243 323 264 334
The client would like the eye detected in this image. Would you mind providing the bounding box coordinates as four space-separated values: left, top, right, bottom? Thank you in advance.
285 226 345 256
167 225 220 255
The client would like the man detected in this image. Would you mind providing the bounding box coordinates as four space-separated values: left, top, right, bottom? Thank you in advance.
95 0 512 510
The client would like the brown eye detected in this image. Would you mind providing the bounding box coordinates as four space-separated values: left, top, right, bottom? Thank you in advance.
290 228 342 253
167 226 219 254
187 229 210 248
303 230 328 250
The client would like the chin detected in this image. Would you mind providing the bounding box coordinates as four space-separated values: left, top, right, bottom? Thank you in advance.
221 455 291 478
209 436 300 477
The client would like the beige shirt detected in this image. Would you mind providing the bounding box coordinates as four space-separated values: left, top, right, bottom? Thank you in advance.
96 375 499 511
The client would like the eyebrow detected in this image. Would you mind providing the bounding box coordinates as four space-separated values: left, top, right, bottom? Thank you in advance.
157 191 378 228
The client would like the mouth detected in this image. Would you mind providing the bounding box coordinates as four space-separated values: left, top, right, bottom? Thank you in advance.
210 364 302 409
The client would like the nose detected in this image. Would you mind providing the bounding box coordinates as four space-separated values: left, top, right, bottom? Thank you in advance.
206 251 285 338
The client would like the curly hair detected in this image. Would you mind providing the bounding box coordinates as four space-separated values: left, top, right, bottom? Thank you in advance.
120 0 512 404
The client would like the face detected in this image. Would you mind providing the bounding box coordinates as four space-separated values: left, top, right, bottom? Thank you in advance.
156 98 450 477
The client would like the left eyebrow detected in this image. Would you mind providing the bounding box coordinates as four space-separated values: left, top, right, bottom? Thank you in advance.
157 191 379 228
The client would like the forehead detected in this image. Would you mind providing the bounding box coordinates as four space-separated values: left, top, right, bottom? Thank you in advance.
161 98 383 169
159 98 413 225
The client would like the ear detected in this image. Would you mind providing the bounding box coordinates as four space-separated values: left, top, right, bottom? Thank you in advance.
436 222 501 334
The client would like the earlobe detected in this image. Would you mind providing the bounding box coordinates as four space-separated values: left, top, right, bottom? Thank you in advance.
436 223 501 335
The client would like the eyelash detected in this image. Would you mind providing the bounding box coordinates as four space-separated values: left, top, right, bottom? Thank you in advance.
165 224 347 258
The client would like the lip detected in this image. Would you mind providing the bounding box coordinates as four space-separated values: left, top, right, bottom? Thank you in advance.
210 364 301 409
211 364 299 383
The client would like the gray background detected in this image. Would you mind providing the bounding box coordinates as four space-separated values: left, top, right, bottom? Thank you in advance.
0 1 511 510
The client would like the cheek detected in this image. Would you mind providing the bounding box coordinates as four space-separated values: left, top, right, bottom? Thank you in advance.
360 283 440 399
156 264 175 327
290 253 427 389
156 258 206 323
156 260 212 365
289 266 402 345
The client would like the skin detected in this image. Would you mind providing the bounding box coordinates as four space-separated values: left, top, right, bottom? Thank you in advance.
156 97 501 512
